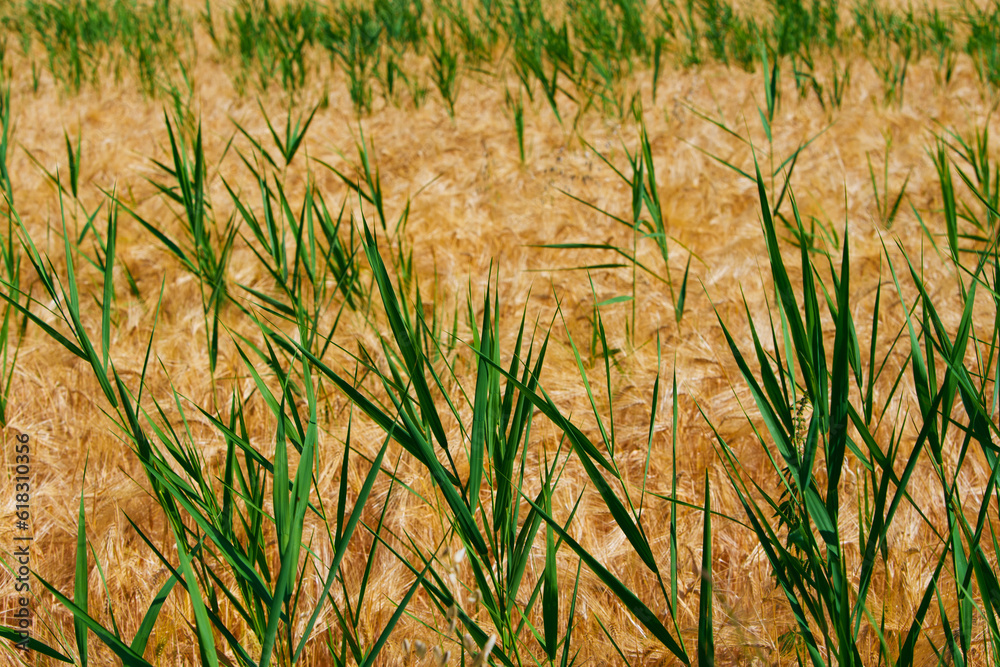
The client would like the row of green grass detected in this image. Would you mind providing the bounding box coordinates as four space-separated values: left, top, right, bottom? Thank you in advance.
2 0 1000 116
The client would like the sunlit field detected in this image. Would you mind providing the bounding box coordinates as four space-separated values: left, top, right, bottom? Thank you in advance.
1 0 999 664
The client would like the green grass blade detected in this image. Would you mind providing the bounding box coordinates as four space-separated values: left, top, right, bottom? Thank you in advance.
360 216 451 456
670 360 679 616
169 529 219 667
387 385 489 556
35 574 154 667
713 307 796 467
0 626 73 662
129 575 178 656
697 473 713 667
113 198 195 272
675 254 691 323
560 558 583 667
75 461 89 667
594 612 634 667
268 328 462 485
897 547 949 666
65 129 80 199
468 283 493 514
0 287 86 361
573 434 657 572
753 152 813 395
285 103 320 164
101 195 116 374
262 367 317 667
543 470 558 661
826 224 852 512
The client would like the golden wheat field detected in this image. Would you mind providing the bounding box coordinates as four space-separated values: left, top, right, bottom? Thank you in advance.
1 0 1000 664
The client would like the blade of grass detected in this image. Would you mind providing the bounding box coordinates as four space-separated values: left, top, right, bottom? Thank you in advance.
75 458 89 667
697 473 714 666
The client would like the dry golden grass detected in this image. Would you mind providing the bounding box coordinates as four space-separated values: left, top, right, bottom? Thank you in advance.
0 11 998 665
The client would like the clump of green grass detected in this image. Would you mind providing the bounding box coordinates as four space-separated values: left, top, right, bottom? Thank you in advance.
225 117 375 367
505 88 526 163
7 0 1000 120
321 6 382 114
283 217 711 664
693 94 1000 664
535 112 695 348
792 49 851 112
220 0 321 94
430 19 461 117
0 103 412 667
12 0 192 96
119 113 239 383
866 133 911 229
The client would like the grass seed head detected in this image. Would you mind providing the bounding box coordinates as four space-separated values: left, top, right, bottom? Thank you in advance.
472 635 497 667
792 396 813 458
432 645 451 665
466 590 481 608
